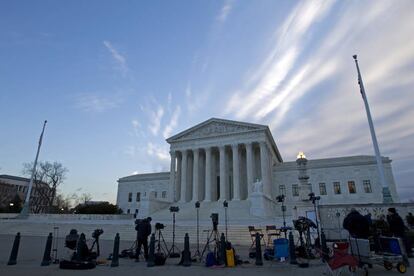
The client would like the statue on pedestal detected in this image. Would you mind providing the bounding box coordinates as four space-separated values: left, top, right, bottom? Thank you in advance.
252 179 263 194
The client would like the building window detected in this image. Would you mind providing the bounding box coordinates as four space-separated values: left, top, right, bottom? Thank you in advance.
333 182 341 194
162 191 166 198
154 191 157 198
363 180 372 193
127 209 130 214
135 209 138 214
279 185 286 196
128 192 132 202
292 184 299 197
319 183 327 195
136 192 141 202
348 181 356 194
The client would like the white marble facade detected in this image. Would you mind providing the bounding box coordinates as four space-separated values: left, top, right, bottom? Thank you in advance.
116 118 399 216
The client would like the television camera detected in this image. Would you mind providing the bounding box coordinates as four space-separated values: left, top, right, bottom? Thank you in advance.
60 228 104 269
293 217 317 259
155 222 165 230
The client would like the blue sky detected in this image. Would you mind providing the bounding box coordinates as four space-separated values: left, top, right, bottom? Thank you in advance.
1 0 414 202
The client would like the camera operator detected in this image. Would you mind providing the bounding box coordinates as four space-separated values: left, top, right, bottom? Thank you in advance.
135 217 152 261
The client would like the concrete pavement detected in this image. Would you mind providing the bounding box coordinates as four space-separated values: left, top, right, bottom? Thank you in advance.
0 234 408 275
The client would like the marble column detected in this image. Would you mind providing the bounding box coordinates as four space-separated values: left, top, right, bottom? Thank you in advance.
176 154 182 202
245 142 253 199
219 145 226 200
260 141 270 197
169 151 176 202
192 148 199 202
204 147 212 202
232 144 240 200
180 150 188 203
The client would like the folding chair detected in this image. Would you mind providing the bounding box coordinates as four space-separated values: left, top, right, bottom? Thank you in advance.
248 226 266 249
265 225 281 247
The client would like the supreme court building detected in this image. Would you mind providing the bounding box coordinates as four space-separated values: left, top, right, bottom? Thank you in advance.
116 118 400 220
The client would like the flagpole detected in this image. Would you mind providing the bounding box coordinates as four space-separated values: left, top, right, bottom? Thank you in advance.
353 55 392 203
18 120 48 218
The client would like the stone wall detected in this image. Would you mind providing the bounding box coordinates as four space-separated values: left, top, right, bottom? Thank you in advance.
319 203 414 240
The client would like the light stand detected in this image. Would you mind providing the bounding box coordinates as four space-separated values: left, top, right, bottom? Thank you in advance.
336 211 341 239
168 206 180 258
276 195 287 238
223 200 228 241
308 193 321 247
193 201 201 260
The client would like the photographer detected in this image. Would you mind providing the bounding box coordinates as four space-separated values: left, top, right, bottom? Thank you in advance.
135 217 152 261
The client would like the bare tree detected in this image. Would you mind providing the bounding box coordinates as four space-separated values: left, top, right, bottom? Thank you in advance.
78 193 92 204
54 193 72 212
22 161 68 213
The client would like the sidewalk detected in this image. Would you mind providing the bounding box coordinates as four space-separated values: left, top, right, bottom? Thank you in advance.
0 234 405 275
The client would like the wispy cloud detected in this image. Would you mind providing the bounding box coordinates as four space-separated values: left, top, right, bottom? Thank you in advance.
217 0 234 23
146 142 169 161
103 40 128 76
163 105 181 139
148 105 164 136
225 0 335 120
74 93 122 112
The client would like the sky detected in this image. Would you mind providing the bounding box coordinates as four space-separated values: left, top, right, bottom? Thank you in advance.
1 0 414 203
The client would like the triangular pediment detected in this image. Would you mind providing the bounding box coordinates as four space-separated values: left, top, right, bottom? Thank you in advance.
167 118 266 142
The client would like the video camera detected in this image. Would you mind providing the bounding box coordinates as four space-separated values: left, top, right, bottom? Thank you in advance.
293 217 317 233
65 229 79 250
92 229 104 239
210 213 219 231
155 222 165 230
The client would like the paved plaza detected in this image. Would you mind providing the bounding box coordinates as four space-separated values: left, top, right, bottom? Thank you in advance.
0 234 408 276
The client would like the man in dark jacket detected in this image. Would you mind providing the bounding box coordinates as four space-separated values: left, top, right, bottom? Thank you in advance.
387 208 412 257
343 208 370 239
135 217 152 261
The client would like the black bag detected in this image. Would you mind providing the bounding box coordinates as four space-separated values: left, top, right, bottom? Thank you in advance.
154 252 166 266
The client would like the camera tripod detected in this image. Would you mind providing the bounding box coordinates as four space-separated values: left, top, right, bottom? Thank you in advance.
200 227 220 261
155 228 169 255
90 237 101 257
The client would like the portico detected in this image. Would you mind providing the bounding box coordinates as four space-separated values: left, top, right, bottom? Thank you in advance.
166 118 283 204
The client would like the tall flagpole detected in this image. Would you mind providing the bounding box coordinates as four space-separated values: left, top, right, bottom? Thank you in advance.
18 120 48 218
353 55 392 203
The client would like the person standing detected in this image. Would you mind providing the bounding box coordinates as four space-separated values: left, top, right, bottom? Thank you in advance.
387 208 412 258
135 217 152 261
343 208 370 239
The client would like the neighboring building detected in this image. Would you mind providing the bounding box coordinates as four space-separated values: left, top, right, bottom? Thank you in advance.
0 174 52 213
116 118 399 219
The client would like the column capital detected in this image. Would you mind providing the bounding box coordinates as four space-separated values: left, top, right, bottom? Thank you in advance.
218 145 226 151
169 150 176 157
204 146 212 152
231 143 239 149
245 141 253 147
